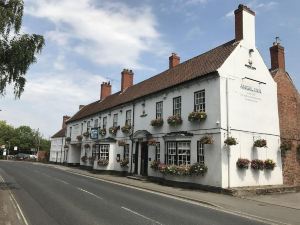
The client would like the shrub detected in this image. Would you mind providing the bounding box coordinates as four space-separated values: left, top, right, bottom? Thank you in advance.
200 135 213 144
109 127 119 135
254 139 267 148
224 137 237 146
150 118 164 127
120 159 129 167
150 160 160 170
121 125 131 133
236 158 250 169
264 159 276 170
97 159 109 166
167 115 182 126
81 155 87 162
188 111 207 122
189 163 208 176
76 135 83 141
251 159 264 170
99 128 106 136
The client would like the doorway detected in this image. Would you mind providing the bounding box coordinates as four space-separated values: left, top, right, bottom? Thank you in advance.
140 142 148 176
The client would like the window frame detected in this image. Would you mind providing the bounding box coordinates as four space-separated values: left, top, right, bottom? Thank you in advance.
166 141 190 165
103 117 107 129
94 119 98 128
113 114 118 127
156 101 163 119
123 144 130 160
194 90 205 112
125 110 132 126
197 141 205 164
99 144 109 160
155 142 161 162
173 96 181 116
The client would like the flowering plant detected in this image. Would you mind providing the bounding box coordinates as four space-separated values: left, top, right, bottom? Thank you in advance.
224 137 237 146
251 159 264 170
189 163 208 176
88 156 95 164
147 139 157 146
167 115 182 126
121 124 131 133
150 118 164 127
97 159 109 166
254 139 267 148
83 131 89 138
236 158 250 169
109 126 119 135
99 128 106 136
76 135 83 141
200 135 214 144
150 160 160 170
157 163 207 176
188 111 207 122
119 159 129 167
81 155 87 162
264 159 276 170
118 140 126 146
65 137 71 142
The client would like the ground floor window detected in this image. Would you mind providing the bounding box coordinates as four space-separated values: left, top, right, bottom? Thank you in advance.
155 142 160 162
124 144 129 160
93 144 109 160
197 141 205 164
166 141 190 165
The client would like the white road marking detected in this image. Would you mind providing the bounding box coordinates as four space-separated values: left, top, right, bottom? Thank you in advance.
76 187 103 200
121 206 163 225
53 178 69 185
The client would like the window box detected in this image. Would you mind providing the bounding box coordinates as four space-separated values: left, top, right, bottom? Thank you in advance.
119 159 129 167
167 115 182 126
147 139 157 146
254 139 267 148
251 159 264 170
109 126 119 135
224 137 237 146
83 131 89 138
236 158 250 169
118 140 126 146
88 156 95 164
188 111 207 122
81 155 87 162
264 159 276 170
199 135 213 144
97 159 109 166
84 143 90 149
121 124 131 134
99 128 106 136
76 135 83 142
157 163 207 176
65 137 71 143
150 118 164 127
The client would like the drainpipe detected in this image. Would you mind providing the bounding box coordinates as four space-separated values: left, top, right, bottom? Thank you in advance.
130 102 135 174
226 77 231 188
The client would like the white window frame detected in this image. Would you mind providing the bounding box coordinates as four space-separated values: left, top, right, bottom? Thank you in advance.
173 97 181 116
113 114 118 127
103 117 107 129
99 144 109 160
155 142 161 162
194 90 205 112
197 141 205 164
125 110 131 126
156 101 163 119
166 141 191 165
124 144 129 160
94 119 98 128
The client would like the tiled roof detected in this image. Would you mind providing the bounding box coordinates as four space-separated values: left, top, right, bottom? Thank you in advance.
51 127 66 138
68 39 238 123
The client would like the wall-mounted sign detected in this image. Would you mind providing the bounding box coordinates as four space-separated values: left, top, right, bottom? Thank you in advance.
240 83 262 103
90 128 98 139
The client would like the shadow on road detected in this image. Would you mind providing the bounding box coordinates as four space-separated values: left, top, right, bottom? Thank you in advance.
0 182 19 190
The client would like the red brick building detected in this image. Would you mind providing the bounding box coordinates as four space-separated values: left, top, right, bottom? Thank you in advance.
270 41 300 186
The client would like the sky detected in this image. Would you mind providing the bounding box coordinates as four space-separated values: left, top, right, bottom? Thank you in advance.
1 0 299 138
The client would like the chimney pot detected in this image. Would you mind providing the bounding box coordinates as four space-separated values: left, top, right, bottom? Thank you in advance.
100 81 112 100
121 69 134 92
169 53 180 69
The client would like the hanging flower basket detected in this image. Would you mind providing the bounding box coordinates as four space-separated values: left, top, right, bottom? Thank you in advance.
121 125 131 133
188 111 207 122
150 118 164 127
99 128 106 136
65 137 71 142
264 159 276 170
167 115 182 126
109 126 119 135
84 143 90 149
83 132 89 138
81 155 87 162
119 159 129 167
150 160 160 170
280 141 291 156
97 159 109 166
88 156 96 164
251 159 264 170
200 135 214 144
236 158 250 169
254 139 267 148
118 140 126 146
76 135 83 141
224 137 237 146
147 139 157 146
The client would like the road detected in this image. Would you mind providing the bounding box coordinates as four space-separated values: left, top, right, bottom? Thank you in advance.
0 161 269 225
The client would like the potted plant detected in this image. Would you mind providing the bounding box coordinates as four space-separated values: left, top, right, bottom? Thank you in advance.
224 137 237 146
81 155 87 162
76 135 83 142
189 163 208 176
264 159 276 170
97 159 109 166
118 140 126 146
65 137 71 143
251 159 264 170
188 111 207 122
280 141 291 156
119 159 129 167
254 139 267 148
147 139 157 146
167 115 182 126
109 126 119 135
150 118 164 127
236 158 250 169
88 156 95 164
121 124 131 133
200 135 214 144
83 131 89 138
99 128 106 136
150 160 160 170
84 143 90 149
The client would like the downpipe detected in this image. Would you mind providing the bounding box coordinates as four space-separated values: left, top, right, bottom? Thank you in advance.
226 77 231 188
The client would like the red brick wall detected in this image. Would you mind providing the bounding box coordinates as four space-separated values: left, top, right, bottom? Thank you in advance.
121 69 133 92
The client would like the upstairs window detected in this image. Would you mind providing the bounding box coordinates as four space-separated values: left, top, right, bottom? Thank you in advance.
156 101 163 119
113 114 118 127
94 119 98 128
80 123 83 134
125 110 132 126
194 90 205 112
87 121 91 132
103 117 107 129
124 144 129 160
173 97 181 116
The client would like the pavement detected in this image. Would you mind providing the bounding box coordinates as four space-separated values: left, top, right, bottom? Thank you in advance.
0 161 299 225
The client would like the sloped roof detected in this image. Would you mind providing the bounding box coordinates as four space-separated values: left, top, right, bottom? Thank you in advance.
68 39 238 123
51 127 66 138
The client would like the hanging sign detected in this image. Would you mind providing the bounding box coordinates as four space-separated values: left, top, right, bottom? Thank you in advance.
90 128 98 139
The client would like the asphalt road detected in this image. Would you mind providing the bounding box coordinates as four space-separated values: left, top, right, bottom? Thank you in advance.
0 161 268 225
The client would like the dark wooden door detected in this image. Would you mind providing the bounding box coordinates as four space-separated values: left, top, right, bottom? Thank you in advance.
140 142 148 176
134 142 139 174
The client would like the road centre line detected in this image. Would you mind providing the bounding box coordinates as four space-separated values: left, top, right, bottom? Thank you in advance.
76 187 103 200
121 206 164 225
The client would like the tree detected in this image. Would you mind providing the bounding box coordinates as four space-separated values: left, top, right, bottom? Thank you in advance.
0 0 44 98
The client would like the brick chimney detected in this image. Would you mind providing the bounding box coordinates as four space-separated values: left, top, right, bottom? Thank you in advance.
169 53 180 69
121 69 134 92
100 82 111 100
234 4 256 46
270 38 285 71
62 115 70 129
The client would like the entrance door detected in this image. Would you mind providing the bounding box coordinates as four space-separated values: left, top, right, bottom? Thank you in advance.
140 142 148 176
134 142 139 174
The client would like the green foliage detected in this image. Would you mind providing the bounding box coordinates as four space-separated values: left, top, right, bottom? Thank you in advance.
0 0 45 98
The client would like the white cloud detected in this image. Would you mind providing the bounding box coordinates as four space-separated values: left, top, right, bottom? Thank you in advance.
24 0 169 68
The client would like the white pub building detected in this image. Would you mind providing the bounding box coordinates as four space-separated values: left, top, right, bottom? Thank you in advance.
63 5 283 188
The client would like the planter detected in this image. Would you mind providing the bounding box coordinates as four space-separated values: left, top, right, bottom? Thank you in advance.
264 159 276 170
118 140 126 146
120 159 129 167
97 159 109 166
99 129 106 136
251 159 264 170
254 139 267 148
121 125 131 134
189 163 208 176
77 135 83 142
199 135 213 144
167 115 182 126
150 118 164 127
236 158 250 169
188 111 207 122
157 163 207 176
109 126 119 135
81 155 87 162
224 137 237 146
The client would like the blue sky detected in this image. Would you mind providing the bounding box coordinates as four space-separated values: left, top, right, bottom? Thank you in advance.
1 0 299 138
